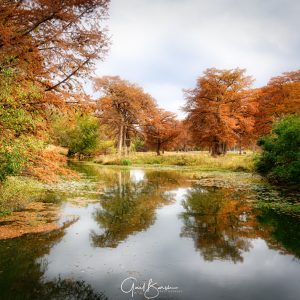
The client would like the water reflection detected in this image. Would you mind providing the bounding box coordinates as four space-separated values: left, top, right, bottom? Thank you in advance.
0 227 107 300
0 164 300 300
91 170 180 248
32 278 107 300
257 210 300 259
180 185 262 263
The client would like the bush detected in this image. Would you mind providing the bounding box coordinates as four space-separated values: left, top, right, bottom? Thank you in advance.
52 113 101 158
0 142 26 181
0 137 44 182
256 115 300 186
121 159 132 166
0 69 45 181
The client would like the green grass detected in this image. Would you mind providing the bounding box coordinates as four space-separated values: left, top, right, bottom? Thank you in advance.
94 151 256 172
0 176 44 215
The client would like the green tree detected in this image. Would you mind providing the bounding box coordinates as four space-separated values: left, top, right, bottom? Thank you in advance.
53 113 101 158
256 115 300 186
0 70 44 181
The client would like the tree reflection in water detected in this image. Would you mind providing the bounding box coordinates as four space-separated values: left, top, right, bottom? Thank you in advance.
1 164 300 299
180 185 262 263
257 210 300 259
91 170 187 248
0 226 107 300
31 278 107 300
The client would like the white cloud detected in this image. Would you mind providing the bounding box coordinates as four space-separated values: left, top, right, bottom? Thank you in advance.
94 0 300 117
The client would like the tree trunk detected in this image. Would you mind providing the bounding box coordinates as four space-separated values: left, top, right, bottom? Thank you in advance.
211 140 223 157
123 125 127 156
126 134 131 155
156 140 161 156
211 142 219 157
221 142 227 155
237 134 242 155
118 123 123 155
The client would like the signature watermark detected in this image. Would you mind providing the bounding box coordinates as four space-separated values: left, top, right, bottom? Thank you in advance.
120 277 182 299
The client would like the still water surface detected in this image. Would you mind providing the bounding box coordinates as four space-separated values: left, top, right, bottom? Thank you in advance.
0 163 300 300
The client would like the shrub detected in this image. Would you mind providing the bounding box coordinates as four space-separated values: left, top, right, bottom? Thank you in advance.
130 137 145 152
0 70 45 181
52 113 101 158
121 159 132 166
256 115 300 186
0 137 44 182
0 142 26 181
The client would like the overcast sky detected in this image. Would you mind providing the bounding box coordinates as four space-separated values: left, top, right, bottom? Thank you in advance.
94 0 300 118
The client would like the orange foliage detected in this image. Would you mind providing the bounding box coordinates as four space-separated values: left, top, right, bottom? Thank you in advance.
172 120 195 152
0 1 110 183
25 149 78 183
184 68 257 156
94 76 157 155
254 70 300 137
144 109 180 155
0 0 110 95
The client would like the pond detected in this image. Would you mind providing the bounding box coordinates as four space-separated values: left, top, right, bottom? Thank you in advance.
0 163 300 300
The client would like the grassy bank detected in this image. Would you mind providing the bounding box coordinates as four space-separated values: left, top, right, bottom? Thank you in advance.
0 144 75 216
0 176 44 216
94 151 256 172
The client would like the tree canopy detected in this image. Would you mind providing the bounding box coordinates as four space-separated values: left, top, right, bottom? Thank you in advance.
256 115 300 186
0 0 110 94
184 68 257 156
94 76 158 155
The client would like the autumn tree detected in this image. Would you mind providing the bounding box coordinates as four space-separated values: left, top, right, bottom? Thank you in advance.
184 68 256 156
254 70 300 137
144 108 180 155
0 0 110 95
0 0 110 182
94 76 157 155
172 120 195 152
